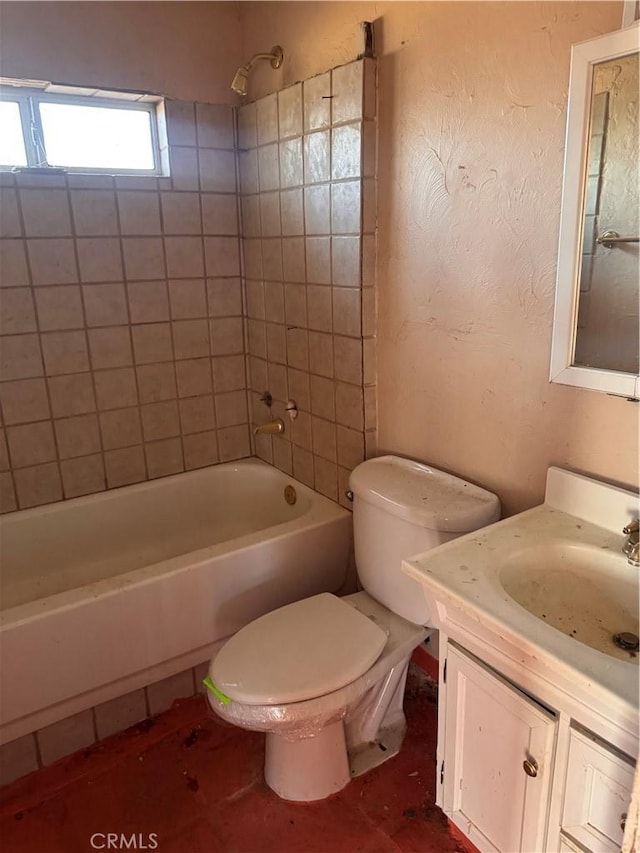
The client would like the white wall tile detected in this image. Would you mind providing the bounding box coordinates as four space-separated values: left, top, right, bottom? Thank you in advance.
28 239 78 286
122 237 166 281
37 709 95 766
0 734 39 786
278 84 303 139
196 103 234 149
279 138 303 189
94 689 147 740
77 238 123 283
61 453 106 498
0 240 30 287
0 334 43 381
165 100 197 147
256 93 278 145
169 146 199 191
21 189 72 238
199 149 237 193
304 131 330 184
331 181 361 235
118 191 162 236
258 144 280 192
147 669 194 714
71 190 119 236
304 73 331 132
0 189 22 237
0 288 37 334
331 61 364 125
332 124 362 181
165 237 205 279
238 102 257 149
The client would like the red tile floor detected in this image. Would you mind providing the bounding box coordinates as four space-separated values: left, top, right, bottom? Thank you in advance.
0 665 475 853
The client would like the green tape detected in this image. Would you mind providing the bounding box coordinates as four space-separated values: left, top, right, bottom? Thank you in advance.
202 676 231 704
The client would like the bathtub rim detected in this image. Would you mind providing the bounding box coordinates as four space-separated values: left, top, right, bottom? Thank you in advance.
0 458 351 625
0 456 311 526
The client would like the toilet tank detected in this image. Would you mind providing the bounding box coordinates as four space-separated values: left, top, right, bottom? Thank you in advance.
349 456 500 625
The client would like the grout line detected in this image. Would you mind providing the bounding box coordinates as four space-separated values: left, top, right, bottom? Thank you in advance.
158 139 188 476
110 178 148 487
33 729 43 770
69 179 109 500
232 101 254 463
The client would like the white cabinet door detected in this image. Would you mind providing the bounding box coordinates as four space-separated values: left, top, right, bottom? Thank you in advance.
442 645 557 853
561 727 635 853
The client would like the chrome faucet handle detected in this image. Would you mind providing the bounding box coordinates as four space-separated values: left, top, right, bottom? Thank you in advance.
627 541 640 568
623 519 640 566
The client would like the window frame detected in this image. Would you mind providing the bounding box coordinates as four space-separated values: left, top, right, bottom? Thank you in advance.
0 86 163 176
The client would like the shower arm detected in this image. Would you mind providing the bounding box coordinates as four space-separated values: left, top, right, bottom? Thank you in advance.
243 46 284 73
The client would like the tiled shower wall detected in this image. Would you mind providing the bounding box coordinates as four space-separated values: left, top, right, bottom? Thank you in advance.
240 59 377 508
0 100 250 513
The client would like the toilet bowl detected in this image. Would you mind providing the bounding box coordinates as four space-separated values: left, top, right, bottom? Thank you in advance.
206 456 500 802
208 591 427 801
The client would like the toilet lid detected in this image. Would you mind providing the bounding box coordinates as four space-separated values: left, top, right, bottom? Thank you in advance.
211 593 388 705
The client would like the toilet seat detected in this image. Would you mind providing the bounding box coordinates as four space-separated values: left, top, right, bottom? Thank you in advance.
212 593 388 706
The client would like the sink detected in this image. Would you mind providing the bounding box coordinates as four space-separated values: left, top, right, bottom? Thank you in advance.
498 542 639 661
402 466 640 723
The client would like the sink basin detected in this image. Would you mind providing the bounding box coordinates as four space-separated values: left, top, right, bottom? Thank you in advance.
402 467 640 723
498 542 639 661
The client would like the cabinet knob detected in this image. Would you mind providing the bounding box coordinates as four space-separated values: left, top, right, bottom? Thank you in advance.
621 813 627 832
523 758 538 778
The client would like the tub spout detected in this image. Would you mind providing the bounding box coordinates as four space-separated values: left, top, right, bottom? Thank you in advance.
253 419 285 436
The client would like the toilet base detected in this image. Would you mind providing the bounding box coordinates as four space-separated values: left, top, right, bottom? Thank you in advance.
264 719 351 802
262 657 413 802
348 718 407 779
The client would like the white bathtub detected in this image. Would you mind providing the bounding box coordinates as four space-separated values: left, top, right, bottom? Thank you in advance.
0 459 351 743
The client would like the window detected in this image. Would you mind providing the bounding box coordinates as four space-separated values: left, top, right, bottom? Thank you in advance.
0 100 28 166
0 80 163 175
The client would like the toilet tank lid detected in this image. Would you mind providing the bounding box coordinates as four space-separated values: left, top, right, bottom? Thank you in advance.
349 456 500 533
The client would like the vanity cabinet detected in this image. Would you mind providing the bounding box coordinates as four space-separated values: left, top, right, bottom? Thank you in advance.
437 641 637 853
404 466 639 853
440 645 557 852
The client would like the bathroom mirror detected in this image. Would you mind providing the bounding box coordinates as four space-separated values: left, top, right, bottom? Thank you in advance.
550 23 639 399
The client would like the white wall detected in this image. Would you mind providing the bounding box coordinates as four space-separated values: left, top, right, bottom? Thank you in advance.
238 1 638 513
0 1 242 104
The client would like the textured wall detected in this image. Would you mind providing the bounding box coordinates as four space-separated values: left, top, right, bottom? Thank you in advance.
0 102 249 512
239 1 638 513
0 2 242 104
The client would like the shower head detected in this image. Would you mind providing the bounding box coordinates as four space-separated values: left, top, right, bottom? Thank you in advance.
230 46 284 96
231 66 250 96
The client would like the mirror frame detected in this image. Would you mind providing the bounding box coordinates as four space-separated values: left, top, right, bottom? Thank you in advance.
550 22 640 399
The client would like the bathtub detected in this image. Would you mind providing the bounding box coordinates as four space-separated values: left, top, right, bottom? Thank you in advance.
0 459 351 744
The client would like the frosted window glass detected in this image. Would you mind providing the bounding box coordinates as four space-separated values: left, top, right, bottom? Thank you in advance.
39 102 155 170
0 101 27 166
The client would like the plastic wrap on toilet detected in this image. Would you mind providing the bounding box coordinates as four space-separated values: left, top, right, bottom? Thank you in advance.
206 691 350 741
205 636 422 742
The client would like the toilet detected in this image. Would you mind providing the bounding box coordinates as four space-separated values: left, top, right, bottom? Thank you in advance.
205 455 500 802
